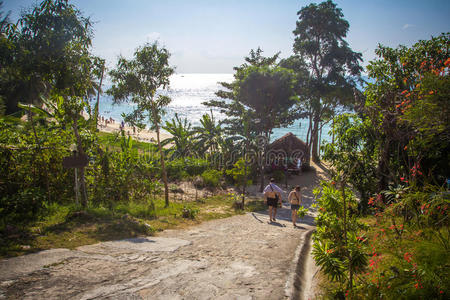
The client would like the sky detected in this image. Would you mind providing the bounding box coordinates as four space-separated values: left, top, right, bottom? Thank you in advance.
3 0 450 73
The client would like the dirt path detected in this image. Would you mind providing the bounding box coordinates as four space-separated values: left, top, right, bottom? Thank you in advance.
0 163 329 300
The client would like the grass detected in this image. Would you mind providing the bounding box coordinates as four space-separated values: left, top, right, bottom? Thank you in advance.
0 194 266 258
97 131 159 153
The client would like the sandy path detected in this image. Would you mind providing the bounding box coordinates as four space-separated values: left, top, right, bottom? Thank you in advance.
0 163 329 300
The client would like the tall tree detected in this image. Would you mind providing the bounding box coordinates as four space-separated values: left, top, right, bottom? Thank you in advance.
1 0 94 115
108 42 174 207
364 34 450 192
204 48 280 138
235 65 297 191
293 0 362 162
1 0 102 207
205 48 298 190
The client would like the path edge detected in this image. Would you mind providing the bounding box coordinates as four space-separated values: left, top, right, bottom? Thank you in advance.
284 228 315 300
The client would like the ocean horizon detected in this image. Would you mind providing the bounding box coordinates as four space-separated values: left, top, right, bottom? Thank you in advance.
97 73 331 143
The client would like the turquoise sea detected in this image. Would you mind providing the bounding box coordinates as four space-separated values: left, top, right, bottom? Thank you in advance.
97 73 331 143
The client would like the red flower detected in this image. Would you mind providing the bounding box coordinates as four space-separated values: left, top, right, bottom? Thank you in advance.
445 58 450 67
404 252 413 263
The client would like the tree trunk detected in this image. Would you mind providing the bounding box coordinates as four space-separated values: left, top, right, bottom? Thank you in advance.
376 139 390 195
242 123 250 207
72 116 88 208
311 112 320 163
152 107 170 207
259 132 268 193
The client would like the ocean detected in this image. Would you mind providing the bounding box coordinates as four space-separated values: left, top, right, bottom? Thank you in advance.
97 73 331 143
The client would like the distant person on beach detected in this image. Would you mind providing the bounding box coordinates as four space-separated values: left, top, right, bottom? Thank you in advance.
288 185 302 227
296 159 302 174
263 178 283 222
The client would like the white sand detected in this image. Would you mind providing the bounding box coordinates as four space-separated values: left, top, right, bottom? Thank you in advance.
98 120 172 144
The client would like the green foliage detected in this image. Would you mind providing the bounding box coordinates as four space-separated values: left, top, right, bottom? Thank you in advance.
364 33 450 190
292 0 362 161
182 206 199 219
201 169 222 188
236 65 298 133
226 158 252 187
350 186 449 299
107 41 175 207
0 119 74 225
193 111 223 156
165 158 210 181
162 113 195 158
271 170 285 183
313 181 368 290
297 206 308 218
322 114 377 212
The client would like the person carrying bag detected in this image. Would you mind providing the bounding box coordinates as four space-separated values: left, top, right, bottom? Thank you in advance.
263 178 283 222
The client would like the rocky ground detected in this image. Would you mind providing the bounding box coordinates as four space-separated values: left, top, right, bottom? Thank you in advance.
0 163 329 300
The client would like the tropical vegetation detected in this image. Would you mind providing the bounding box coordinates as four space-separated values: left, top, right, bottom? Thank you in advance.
0 1 448 298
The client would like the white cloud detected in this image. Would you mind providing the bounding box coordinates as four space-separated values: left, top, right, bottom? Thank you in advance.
145 32 161 42
402 24 415 30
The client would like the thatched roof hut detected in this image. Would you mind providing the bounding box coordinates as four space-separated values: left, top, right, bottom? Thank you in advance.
267 132 309 166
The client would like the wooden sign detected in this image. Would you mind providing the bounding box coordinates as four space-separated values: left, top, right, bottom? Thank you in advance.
62 154 89 169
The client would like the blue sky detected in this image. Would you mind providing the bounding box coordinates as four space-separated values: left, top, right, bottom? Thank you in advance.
4 0 450 73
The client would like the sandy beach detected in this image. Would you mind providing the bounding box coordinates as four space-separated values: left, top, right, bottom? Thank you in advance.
98 119 172 144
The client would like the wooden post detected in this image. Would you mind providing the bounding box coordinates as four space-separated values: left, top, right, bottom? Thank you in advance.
74 168 79 206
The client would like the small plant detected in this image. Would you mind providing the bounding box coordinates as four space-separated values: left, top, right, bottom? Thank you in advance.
201 169 222 188
297 206 309 218
272 170 285 182
227 192 244 210
181 206 198 219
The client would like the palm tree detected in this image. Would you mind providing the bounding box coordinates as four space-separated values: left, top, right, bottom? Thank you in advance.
193 110 223 155
162 113 194 158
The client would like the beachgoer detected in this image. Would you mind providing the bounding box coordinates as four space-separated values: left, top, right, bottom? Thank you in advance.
263 178 283 222
297 159 302 174
288 185 302 227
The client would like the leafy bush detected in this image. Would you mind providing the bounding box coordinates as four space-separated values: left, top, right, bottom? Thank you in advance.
182 206 198 219
0 187 46 228
201 169 222 188
272 170 285 183
166 159 190 180
312 181 368 291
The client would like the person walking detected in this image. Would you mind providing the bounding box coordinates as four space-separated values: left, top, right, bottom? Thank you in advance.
288 185 302 227
263 178 283 222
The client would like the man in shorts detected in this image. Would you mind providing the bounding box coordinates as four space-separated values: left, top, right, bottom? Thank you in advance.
263 178 283 222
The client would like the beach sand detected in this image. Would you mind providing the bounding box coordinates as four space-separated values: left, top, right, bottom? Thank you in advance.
98 120 172 144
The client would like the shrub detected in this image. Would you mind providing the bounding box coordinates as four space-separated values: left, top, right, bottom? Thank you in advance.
182 206 198 219
201 169 222 188
0 187 46 228
272 170 285 182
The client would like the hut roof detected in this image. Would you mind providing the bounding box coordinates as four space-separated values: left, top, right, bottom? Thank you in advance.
268 132 308 154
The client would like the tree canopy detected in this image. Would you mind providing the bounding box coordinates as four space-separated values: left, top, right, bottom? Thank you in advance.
293 0 362 162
